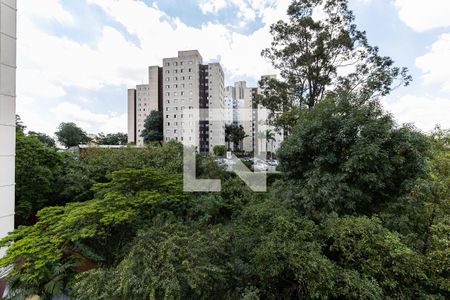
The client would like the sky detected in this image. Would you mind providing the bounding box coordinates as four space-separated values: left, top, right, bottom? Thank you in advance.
16 0 450 135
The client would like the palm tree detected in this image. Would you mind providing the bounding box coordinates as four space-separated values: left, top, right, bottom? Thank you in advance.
266 129 276 159
225 124 248 152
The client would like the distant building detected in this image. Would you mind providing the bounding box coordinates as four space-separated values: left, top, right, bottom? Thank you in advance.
127 66 163 146
224 81 257 152
128 50 225 154
225 77 284 155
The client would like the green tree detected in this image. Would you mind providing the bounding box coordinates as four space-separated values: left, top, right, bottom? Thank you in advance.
96 132 127 145
55 122 90 148
381 128 450 295
73 219 228 300
259 0 411 129
141 110 163 144
213 145 226 157
225 124 248 151
0 168 188 299
276 92 430 219
28 131 56 148
15 130 64 225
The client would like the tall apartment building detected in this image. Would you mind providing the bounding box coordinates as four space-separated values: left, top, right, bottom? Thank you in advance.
0 0 16 256
128 66 163 146
128 50 225 153
225 77 284 155
224 81 256 152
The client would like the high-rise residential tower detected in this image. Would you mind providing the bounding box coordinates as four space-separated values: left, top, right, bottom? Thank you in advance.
224 81 256 152
128 66 163 146
0 0 16 255
225 77 284 155
128 50 225 153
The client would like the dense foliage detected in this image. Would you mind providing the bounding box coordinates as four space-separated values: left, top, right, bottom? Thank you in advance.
141 110 164 144
213 145 227 157
28 131 56 148
258 0 411 129
3 95 449 299
15 124 184 226
276 93 430 219
3 1 448 298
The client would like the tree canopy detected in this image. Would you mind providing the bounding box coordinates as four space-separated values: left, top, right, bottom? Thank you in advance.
141 110 163 144
2 1 449 299
96 132 127 145
258 0 411 129
55 122 91 148
225 124 248 151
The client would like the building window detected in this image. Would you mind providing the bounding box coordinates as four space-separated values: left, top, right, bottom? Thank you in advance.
166 62 170 66
166 92 170 96
165 77 170 81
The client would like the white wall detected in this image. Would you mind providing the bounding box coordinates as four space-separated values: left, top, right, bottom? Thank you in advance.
0 0 16 255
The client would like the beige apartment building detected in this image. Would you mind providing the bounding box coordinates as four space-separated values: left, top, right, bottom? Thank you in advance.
224 81 256 152
128 66 162 146
0 0 16 256
225 77 284 155
128 50 225 153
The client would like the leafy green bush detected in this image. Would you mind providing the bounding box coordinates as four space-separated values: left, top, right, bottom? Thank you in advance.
213 145 226 157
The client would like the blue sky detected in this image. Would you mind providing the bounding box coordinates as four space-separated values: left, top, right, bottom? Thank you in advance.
17 0 450 135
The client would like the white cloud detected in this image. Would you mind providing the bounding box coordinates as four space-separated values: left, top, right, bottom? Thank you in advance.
17 0 291 134
85 0 288 81
416 33 450 91
51 102 127 134
20 0 75 25
394 0 450 32
383 94 450 132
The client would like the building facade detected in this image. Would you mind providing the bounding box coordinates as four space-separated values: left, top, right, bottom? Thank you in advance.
128 66 163 146
0 0 16 255
224 81 256 152
128 50 225 153
225 77 284 155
